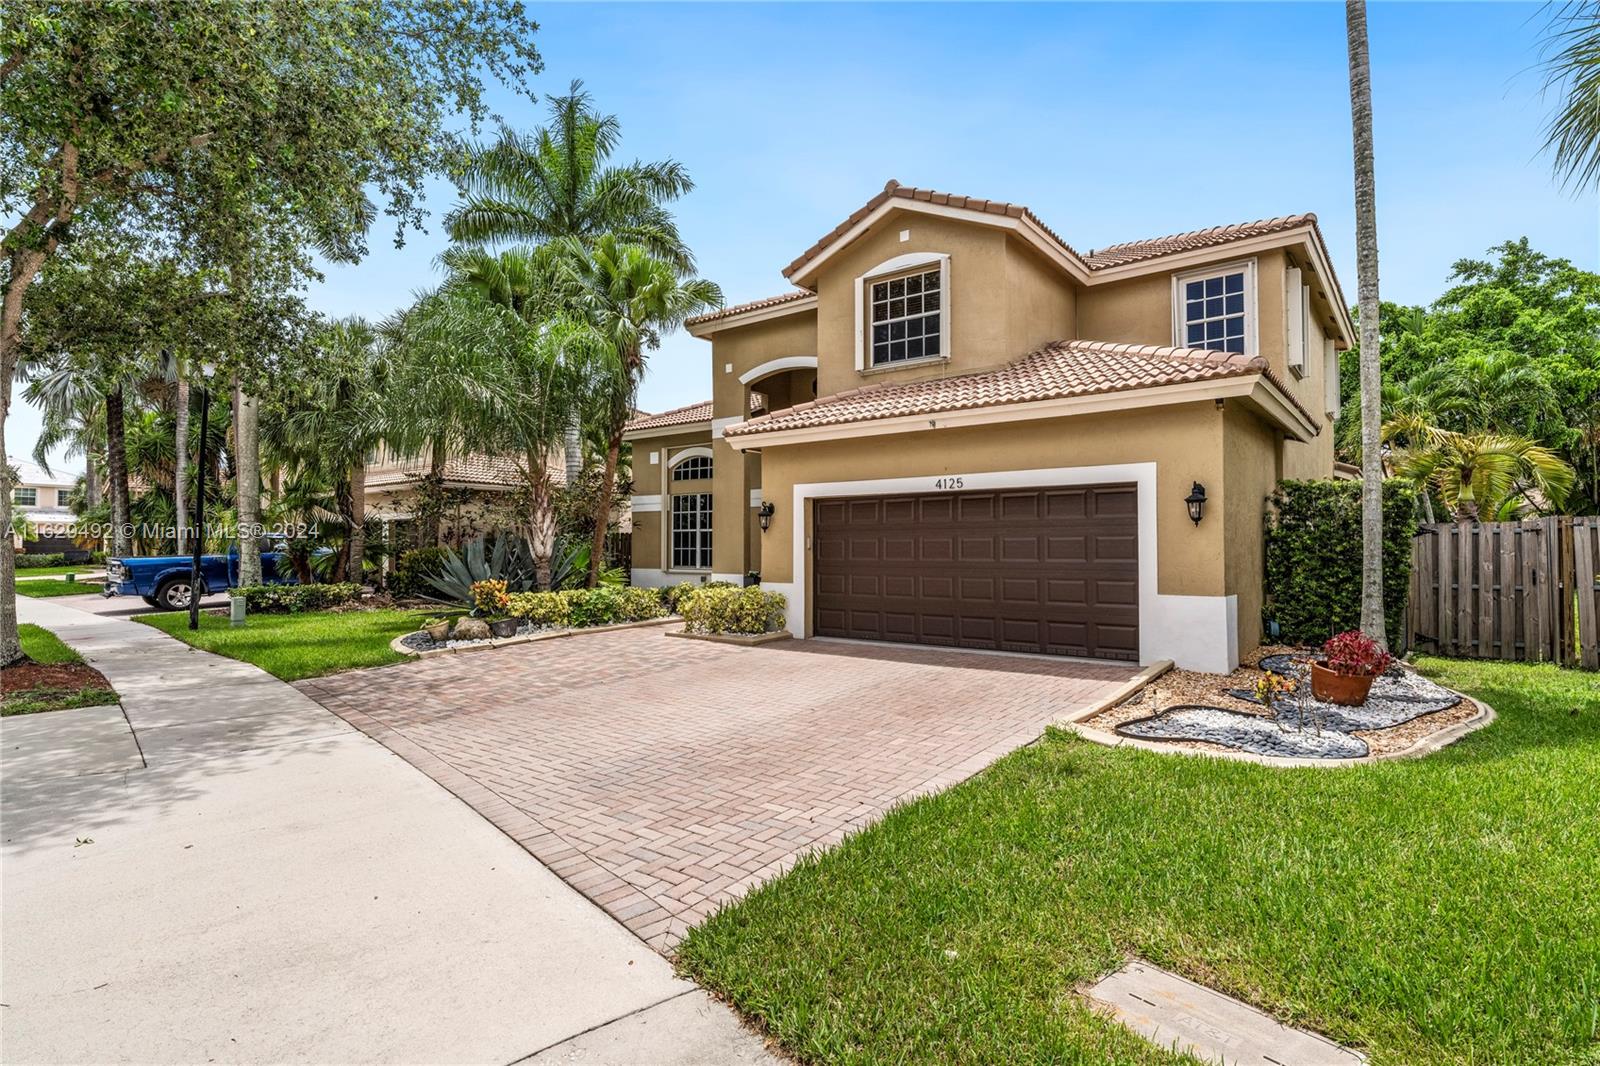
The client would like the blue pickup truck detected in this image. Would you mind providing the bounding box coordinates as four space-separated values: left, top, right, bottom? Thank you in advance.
104 543 297 610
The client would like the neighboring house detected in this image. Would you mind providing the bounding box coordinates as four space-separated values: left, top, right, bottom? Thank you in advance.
8 456 86 557
364 448 548 551
623 181 1350 672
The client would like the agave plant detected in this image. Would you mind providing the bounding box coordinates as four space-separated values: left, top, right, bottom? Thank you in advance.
424 534 538 605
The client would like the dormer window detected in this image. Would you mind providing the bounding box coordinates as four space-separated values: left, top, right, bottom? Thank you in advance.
855 251 952 372
870 267 942 366
1173 260 1256 355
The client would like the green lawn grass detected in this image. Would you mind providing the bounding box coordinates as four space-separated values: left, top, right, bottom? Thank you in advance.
16 578 105 598
15 563 100 578
3 623 119 715
678 658 1600 1066
136 608 454 681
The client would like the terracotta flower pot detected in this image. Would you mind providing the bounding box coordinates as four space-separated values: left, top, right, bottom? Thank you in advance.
489 617 520 638
1310 662 1377 706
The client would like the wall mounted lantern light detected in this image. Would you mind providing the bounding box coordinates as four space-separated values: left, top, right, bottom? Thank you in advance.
757 501 776 532
1184 482 1207 526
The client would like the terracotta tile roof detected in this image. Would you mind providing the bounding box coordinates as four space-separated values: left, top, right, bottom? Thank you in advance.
685 289 813 328
624 400 713 434
1082 214 1319 270
783 180 1085 280
367 453 538 490
723 340 1317 439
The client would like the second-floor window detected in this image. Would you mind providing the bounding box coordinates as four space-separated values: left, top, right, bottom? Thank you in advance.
870 267 942 366
672 454 713 481
12 487 37 507
1179 268 1248 354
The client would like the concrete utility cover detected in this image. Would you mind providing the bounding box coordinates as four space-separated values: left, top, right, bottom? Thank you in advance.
1087 961 1365 1066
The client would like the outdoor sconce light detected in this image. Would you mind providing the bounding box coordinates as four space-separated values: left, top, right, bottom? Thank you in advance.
1184 482 1207 526
757 501 776 532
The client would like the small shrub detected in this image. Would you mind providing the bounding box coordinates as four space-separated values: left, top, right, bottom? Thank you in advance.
16 553 66 569
617 586 667 622
471 578 510 617
1321 630 1393 676
391 547 450 597
663 579 737 611
680 587 787 635
234 582 362 613
569 585 623 627
505 590 572 628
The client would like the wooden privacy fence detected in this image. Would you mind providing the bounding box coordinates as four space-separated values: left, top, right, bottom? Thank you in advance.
1407 516 1600 669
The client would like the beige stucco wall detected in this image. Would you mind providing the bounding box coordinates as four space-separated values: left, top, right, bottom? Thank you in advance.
1076 270 1171 348
628 428 712 574
1221 404 1283 656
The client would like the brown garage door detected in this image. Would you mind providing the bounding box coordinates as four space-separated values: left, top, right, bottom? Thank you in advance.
813 484 1139 661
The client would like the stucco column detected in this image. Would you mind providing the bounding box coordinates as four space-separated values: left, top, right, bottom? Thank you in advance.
710 429 749 583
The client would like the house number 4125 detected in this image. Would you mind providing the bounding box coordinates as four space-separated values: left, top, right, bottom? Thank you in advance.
933 476 965 491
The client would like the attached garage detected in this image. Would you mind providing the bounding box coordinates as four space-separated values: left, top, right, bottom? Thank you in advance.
812 484 1139 661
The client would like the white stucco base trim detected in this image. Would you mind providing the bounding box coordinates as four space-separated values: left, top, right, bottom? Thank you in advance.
782 462 1239 672
711 572 745 585
629 568 672 589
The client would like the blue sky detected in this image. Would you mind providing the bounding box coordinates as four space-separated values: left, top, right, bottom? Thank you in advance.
11 2 1597 470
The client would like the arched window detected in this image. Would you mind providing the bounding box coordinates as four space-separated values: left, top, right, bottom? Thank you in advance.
672 454 713 481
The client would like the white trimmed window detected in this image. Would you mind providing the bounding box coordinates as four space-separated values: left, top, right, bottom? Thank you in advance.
869 266 942 366
11 487 36 506
672 454 712 481
855 252 951 371
1173 260 1255 355
670 492 713 569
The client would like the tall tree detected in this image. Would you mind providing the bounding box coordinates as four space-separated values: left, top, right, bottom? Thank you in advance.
559 236 721 585
1347 0 1387 645
1540 1 1600 190
444 81 697 478
1 0 540 663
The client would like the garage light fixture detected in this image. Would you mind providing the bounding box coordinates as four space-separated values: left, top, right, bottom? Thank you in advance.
1184 482 1207 526
757 501 776 532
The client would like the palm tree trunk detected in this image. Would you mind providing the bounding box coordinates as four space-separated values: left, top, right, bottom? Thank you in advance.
235 382 263 586
105 386 133 557
423 435 447 547
565 413 583 485
527 449 556 590
588 429 621 588
349 461 367 586
174 378 190 554
332 475 354 583
1348 0 1387 647
84 447 99 510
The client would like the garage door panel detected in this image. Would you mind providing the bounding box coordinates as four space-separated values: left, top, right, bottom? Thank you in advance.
814 483 1138 660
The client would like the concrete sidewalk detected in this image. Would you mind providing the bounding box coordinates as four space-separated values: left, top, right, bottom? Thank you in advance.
2 597 773 1065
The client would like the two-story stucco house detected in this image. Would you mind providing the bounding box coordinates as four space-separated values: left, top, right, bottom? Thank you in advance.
624 181 1351 672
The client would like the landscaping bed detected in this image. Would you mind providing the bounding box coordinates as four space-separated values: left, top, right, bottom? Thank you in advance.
1083 645 1481 760
677 658 1600 1065
2 624 119 715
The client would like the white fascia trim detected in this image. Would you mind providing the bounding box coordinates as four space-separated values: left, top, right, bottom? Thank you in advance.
625 421 712 442
631 494 662 513
725 377 1260 452
629 567 673 589
1249 380 1318 442
686 295 818 338
710 416 742 440
738 355 818 385
749 488 763 507
1170 258 1259 359
785 462 1238 672
667 446 714 468
789 199 1091 288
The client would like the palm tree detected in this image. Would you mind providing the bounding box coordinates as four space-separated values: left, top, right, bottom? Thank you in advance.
1540 1 1600 189
444 81 698 478
1394 432 1576 521
1347 0 1387 646
558 236 721 585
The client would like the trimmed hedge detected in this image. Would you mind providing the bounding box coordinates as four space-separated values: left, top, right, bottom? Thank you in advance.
680 586 787 635
1263 479 1417 648
663 579 736 612
503 586 666 629
16 553 67 569
390 547 450 597
234 582 363 613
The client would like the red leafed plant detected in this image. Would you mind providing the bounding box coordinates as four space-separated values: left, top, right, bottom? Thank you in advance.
1321 630 1393 677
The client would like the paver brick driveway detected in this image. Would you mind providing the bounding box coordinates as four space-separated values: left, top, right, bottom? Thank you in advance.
296 626 1135 950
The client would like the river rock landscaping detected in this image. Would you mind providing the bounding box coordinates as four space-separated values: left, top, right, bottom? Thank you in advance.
1087 647 1478 760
